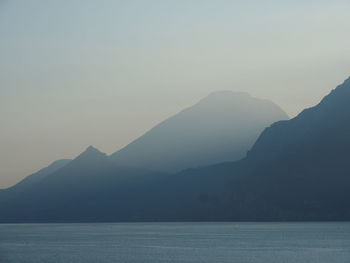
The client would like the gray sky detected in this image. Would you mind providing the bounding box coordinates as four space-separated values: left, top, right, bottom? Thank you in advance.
1 0 349 188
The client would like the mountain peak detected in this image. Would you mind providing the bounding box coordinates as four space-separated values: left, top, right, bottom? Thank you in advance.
200 90 251 103
76 146 107 160
207 90 251 97
59 146 108 170
197 91 281 110
111 90 288 172
85 145 101 153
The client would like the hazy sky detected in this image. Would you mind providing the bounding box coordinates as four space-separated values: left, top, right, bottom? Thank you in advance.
1 0 350 188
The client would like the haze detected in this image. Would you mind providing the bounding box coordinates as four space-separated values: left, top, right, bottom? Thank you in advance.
1 0 349 188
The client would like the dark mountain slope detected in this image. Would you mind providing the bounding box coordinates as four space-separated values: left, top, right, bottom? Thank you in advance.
0 146 167 222
0 159 71 201
248 76 350 163
237 77 350 220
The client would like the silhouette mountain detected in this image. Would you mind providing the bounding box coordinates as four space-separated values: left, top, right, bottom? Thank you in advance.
25 146 111 187
165 77 350 220
0 145 106 198
0 159 71 201
111 91 288 171
1 78 350 222
235 76 350 220
248 76 350 162
66 145 109 168
0 145 166 222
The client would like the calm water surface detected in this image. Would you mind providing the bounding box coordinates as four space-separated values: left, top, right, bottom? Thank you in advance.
0 222 350 263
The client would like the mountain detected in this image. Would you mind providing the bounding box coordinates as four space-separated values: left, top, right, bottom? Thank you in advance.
0 146 166 222
248 76 350 163
1 78 350 223
0 91 288 223
0 159 71 201
237 76 350 220
111 91 288 172
165 76 350 221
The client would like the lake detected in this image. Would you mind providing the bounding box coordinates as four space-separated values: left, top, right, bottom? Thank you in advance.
0 222 350 263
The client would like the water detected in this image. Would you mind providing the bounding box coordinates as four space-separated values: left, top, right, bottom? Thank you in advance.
0 222 350 263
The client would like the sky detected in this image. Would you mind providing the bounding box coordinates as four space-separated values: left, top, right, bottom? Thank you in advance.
0 0 350 188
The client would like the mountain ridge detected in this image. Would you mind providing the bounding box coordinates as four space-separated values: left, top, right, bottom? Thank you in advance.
110 90 288 172
1 78 350 222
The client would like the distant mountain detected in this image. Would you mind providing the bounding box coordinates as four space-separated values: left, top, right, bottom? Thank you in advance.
0 159 71 201
164 76 350 221
0 146 107 202
111 91 288 172
2 78 350 223
0 146 166 222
